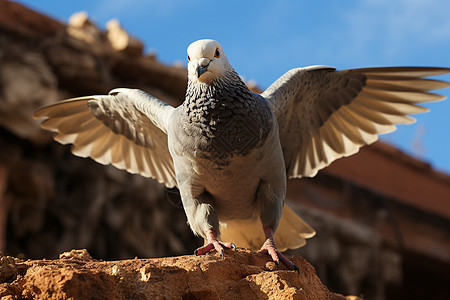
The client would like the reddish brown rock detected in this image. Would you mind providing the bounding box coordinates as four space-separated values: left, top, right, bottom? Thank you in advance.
0 249 355 300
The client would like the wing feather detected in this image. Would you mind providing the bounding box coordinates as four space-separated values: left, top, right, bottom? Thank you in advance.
363 89 445 103
37 98 90 118
349 101 416 125
41 111 94 133
90 130 113 160
366 77 450 91
110 135 125 165
355 95 429 115
34 89 177 187
262 66 450 178
356 67 450 77
74 122 107 148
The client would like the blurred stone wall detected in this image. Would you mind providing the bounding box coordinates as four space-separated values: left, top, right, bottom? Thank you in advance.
0 1 198 260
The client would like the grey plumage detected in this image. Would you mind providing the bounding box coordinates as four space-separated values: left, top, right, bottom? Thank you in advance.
179 67 271 165
34 39 450 266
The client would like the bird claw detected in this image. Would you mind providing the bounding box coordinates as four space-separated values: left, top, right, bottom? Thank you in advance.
291 264 300 275
258 226 301 274
194 240 236 258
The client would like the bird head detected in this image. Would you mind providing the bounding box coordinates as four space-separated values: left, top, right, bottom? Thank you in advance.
187 39 230 83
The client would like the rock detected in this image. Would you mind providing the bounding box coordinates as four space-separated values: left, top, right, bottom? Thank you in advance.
0 249 355 300
59 249 94 261
106 18 144 56
67 11 102 44
0 256 17 284
0 254 28 285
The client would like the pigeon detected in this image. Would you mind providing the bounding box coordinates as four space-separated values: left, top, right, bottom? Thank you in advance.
34 39 450 271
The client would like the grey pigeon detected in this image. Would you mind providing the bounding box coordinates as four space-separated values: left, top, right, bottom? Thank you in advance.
34 39 450 271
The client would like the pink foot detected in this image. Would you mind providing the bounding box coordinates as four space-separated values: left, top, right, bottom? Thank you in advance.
194 230 236 259
257 226 300 273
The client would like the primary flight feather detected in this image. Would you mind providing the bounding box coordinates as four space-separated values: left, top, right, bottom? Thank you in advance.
34 39 450 271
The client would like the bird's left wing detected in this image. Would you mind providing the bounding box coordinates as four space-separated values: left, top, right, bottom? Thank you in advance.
261 66 450 178
34 88 177 187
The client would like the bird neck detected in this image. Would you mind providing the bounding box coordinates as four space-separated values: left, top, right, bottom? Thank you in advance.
184 69 253 110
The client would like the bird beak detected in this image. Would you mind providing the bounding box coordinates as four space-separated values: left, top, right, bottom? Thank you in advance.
196 65 209 78
196 58 211 78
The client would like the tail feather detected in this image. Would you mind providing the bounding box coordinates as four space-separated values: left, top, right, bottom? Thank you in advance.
275 204 316 251
219 204 315 251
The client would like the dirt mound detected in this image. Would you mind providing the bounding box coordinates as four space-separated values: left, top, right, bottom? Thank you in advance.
0 249 357 300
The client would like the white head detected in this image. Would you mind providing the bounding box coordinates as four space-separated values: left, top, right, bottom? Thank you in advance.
187 39 230 83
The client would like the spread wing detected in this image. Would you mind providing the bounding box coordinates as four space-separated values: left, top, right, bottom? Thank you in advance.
34 88 177 187
262 66 450 178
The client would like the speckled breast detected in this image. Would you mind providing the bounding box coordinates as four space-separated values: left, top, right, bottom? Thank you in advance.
182 83 272 165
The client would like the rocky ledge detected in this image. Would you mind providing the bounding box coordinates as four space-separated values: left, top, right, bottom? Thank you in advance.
0 249 358 300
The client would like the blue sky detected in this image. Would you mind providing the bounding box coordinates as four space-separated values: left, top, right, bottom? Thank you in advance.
18 0 450 174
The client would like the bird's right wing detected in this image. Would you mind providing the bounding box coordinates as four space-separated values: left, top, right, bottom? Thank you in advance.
34 88 177 188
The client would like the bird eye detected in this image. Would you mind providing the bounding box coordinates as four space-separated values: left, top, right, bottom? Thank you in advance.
187 54 191 61
214 48 220 58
